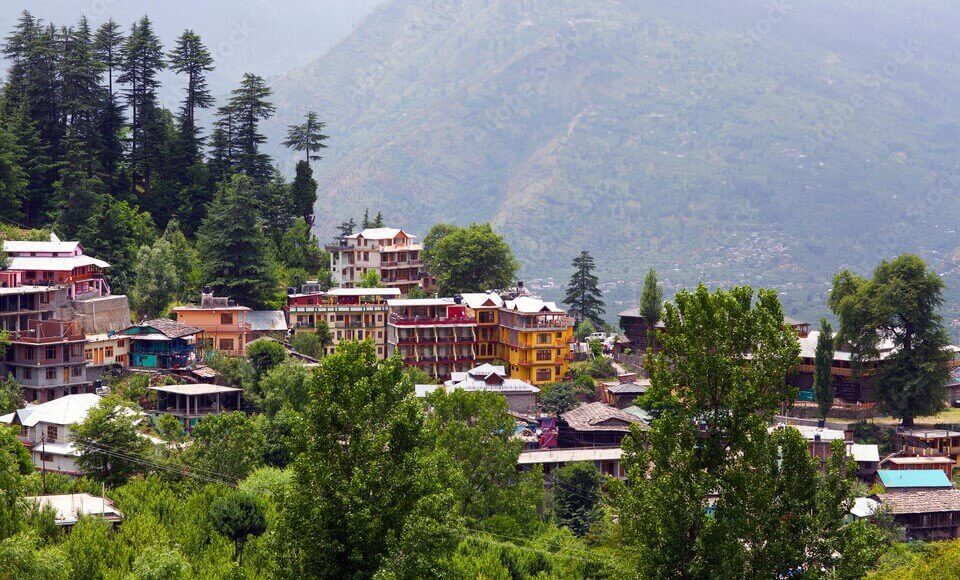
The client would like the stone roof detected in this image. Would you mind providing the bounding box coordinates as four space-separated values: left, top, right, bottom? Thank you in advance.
876 489 960 514
137 318 202 339
561 402 644 432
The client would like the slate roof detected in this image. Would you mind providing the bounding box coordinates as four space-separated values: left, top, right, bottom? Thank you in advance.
876 489 960 514
561 402 644 432
603 379 650 395
134 319 202 339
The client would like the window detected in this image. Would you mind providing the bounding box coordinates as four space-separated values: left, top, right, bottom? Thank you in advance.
71 366 82 377
537 334 550 345
44 346 57 359
479 312 495 324
218 339 235 351
45 368 56 380
118 340 126 348
105 347 114 358
46 425 58 441
221 313 234 325
22 368 32 380
85 349 93 360
536 369 552 382
536 350 552 362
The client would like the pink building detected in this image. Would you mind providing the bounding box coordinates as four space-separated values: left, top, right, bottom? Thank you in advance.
3 233 111 299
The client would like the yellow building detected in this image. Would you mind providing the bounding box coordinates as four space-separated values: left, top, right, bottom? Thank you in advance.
461 292 504 362
496 297 574 385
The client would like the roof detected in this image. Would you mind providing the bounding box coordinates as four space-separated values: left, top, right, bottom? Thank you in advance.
327 287 401 297
128 319 201 339
6 255 110 271
387 297 456 307
622 405 653 422
149 384 242 396
172 304 250 311
518 447 623 465
783 316 808 327
882 455 955 466
503 296 564 314
877 469 953 489
1 394 101 428
616 308 667 328
798 330 896 363
846 443 880 463
3 234 80 255
415 384 441 398
247 310 288 332
26 494 123 526
0 285 60 297
770 423 846 442
603 379 650 395
445 364 540 393
345 228 412 240
460 292 505 309
876 489 960 514
850 497 880 518
900 428 960 438
561 402 644 432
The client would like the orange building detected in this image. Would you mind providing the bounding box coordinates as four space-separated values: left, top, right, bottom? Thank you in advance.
173 292 251 357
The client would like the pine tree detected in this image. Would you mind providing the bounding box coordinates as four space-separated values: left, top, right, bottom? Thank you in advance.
92 19 125 187
1 11 39 114
813 318 835 420
208 103 237 182
77 198 156 294
336 218 356 238
197 174 278 308
640 268 664 350
168 30 214 162
282 111 328 163
257 169 294 247
118 16 165 192
224 73 275 184
373 211 384 228
53 130 106 238
0 111 28 222
289 160 317 225
563 250 605 328
58 18 103 162
362 208 370 229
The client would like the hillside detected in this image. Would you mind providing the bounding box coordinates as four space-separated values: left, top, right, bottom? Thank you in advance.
268 0 960 325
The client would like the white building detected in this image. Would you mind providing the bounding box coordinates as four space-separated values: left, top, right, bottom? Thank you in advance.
0 393 102 475
327 228 424 294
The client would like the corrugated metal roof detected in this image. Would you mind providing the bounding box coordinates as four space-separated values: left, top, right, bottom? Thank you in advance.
877 469 952 488
247 310 288 332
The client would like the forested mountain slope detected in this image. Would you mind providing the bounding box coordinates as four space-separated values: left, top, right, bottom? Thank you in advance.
269 0 960 322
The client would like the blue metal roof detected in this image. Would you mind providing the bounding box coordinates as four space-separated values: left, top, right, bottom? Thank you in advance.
877 469 952 488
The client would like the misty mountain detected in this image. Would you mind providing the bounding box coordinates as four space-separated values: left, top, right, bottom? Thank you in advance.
267 0 960 323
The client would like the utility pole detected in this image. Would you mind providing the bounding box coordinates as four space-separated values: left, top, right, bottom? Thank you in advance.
41 434 47 494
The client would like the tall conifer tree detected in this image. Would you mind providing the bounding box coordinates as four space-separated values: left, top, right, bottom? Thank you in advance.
118 16 165 193
564 250 605 328
223 73 275 184
168 30 214 162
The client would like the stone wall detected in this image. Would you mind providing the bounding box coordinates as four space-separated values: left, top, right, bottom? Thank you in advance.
68 295 133 334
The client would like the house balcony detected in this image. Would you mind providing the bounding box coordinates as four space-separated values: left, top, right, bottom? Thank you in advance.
389 314 475 326
498 316 575 331
192 322 252 333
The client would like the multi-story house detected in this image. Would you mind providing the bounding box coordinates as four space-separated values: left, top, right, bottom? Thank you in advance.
173 291 252 357
118 319 201 370
0 270 71 333
328 228 424 294
497 297 575 386
0 392 102 475
2 233 111 299
84 333 130 381
3 319 89 403
461 292 504 362
386 297 478 380
288 287 400 358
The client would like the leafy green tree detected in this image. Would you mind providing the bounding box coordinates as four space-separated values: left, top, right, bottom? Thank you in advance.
552 462 603 536
357 268 383 288
0 533 71 579
289 160 318 225
52 131 107 239
78 198 156 294
407 286 427 299
564 250 605 328
421 222 461 273
197 174 278 308
223 73 275 184
256 361 312 418
541 382 580 415
130 545 191 580
1 424 33 540
159 219 201 302
639 268 663 349
575 319 597 341
619 285 877 577
279 218 325 274
154 413 185 447
245 338 287 380
131 238 178 319
291 332 322 359
275 342 460 577
0 374 24 414
814 318 835 420
187 412 264 481
283 111 328 163
829 254 951 426
71 397 150 487
61 516 111 578
424 389 531 524
428 223 519 295
210 491 267 564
